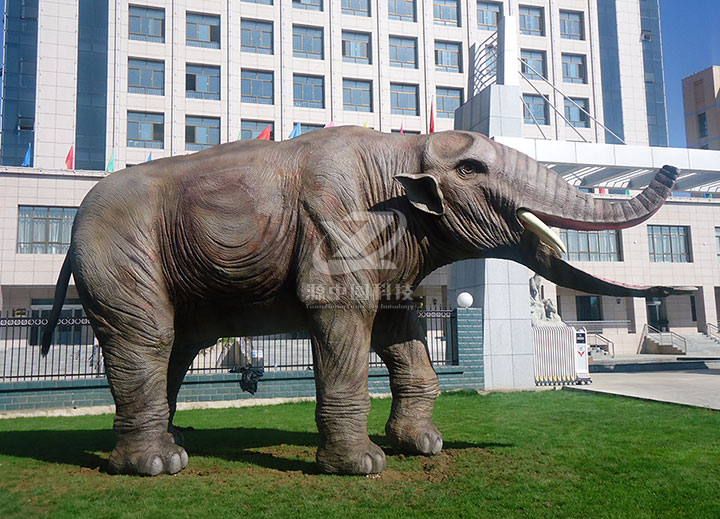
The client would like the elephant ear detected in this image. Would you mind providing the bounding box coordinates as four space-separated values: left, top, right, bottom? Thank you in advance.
394 173 445 216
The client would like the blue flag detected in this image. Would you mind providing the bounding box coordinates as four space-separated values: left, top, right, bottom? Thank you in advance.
288 123 302 139
147 152 152 162
21 142 31 167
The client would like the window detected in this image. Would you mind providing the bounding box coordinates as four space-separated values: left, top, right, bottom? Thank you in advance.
435 41 461 73
562 54 586 84
342 0 370 16
186 116 220 151
560 10 584 40
128 59 164 95
576 296 602 321
519 6 543 36
342 31 371 64
297 123 324 135
243 0 272 4
241 120 274 140
17 206 77 254
698 112 708 139
293 26 323 59
186 65 220 100
559 229 621 261
477 1 501 31
241 70 274 104
520 49 545 80
437 88 462 118
434 0 460 26
715 227 720 262
129 5 165 42
564 98 589 128
241 19 273 54
648 225 692 263
522 94 548 125
186 13 220 49
389 0 416 21
389 36 417 69
343 79 372 112
127 111 164 148
294 75 325 108
390 83 419 115
17 117 34 131
293 0 322 11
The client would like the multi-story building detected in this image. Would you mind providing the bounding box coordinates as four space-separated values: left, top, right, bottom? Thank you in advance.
682 66 720 151
0 0 667 172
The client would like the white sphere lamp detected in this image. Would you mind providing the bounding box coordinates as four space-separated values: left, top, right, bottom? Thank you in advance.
457 292 473 309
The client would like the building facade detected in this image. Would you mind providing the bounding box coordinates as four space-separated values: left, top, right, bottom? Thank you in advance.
682 66 720 151
1 0 667 172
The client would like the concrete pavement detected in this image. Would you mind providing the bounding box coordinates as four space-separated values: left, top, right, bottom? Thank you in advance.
566 368 720 410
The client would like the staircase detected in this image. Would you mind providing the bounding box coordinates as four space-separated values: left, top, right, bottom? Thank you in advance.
643 333 685 355
681 333 720 357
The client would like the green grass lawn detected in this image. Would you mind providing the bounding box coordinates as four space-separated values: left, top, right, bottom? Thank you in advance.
1 390 719 519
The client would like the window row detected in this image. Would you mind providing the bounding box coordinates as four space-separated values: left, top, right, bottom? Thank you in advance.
520 51 587 84
478 2 584 39
131 2 585 42
558 226 694 264
522 94 590 128
13 207 702 265
130 0 482 44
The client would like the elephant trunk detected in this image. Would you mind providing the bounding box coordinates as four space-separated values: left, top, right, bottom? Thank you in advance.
510 148 679 231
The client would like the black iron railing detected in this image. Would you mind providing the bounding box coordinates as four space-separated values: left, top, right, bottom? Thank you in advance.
1 310 458 381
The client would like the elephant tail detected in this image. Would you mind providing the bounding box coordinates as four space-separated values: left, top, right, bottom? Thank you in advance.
41 254 73 356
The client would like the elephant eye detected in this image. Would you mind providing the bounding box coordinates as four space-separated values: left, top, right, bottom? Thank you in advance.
456 160 489 178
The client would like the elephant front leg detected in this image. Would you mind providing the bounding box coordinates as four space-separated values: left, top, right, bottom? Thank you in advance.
372 308 442 456
308 308 386 475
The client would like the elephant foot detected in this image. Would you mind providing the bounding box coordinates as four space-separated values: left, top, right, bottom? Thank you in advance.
108 432 189 476
316 438 386 475
386 417 443 456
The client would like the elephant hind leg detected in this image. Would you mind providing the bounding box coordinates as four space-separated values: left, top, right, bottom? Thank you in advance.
372 308 442 456
166 341 202 446
86 297 188 476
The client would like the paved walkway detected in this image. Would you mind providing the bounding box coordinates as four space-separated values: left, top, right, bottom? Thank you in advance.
568 369 720 410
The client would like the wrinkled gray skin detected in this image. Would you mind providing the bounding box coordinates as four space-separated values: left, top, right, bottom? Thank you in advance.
42 127 682 476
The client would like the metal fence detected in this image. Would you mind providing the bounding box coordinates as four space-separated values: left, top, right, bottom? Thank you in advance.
0 310 457 382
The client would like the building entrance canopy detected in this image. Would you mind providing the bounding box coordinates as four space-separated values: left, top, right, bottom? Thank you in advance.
495 137 720 193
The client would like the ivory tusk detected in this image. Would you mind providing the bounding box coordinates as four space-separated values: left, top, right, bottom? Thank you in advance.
517 209 568 255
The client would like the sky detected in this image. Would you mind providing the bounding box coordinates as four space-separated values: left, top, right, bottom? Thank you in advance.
660 0 720 147
0 1 716 148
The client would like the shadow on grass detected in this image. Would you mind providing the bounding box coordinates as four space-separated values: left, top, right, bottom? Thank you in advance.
0 427 511 474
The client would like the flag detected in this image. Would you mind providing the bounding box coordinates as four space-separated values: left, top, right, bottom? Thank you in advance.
21 142 31 166
324 121 335 128
288 123 302 139
147 152 152 162
256 125 272 140
65 146 74 170
429 101 435 134
106 149 115 172
237 131 242 141
400 123 404 135
363 121 369 128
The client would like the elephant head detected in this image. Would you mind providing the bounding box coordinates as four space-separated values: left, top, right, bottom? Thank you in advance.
395 131 685 297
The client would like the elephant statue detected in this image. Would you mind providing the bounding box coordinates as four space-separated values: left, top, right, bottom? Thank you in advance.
42 127 683 476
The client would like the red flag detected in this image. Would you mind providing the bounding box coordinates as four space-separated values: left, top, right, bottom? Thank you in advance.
256 125 272 140
65 146 74 169
400 122 404 135
429 101 435 134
